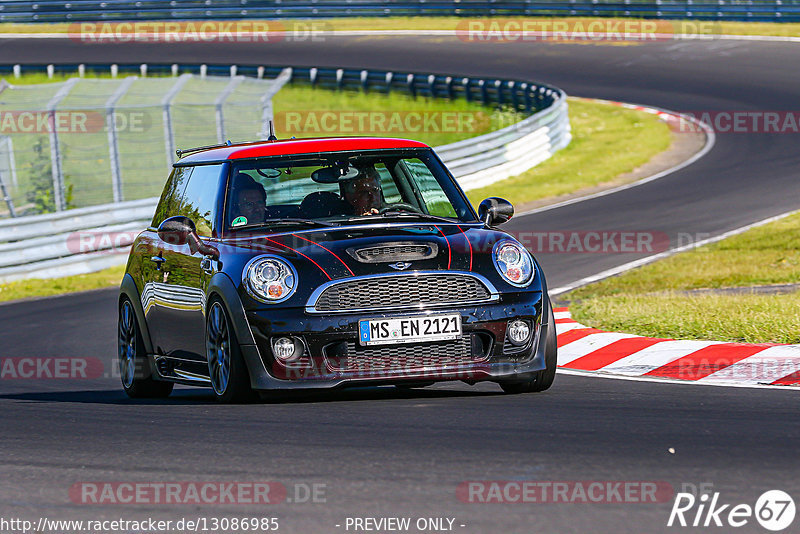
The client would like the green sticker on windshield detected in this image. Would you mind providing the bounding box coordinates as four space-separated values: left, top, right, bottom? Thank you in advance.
232 216 248 227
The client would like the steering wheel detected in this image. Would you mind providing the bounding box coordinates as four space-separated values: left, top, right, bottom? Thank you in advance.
379 203 422 215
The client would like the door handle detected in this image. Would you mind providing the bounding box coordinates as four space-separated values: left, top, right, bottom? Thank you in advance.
201 256 215 275
150 254 166 270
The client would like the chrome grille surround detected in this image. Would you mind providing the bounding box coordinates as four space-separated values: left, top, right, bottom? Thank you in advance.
305 271 499 314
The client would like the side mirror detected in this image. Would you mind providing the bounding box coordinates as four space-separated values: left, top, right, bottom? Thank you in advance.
158 216 219 259
478 197 514 226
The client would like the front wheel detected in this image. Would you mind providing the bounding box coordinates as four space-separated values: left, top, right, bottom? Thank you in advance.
500 299 558 394
206 299 256 403
118 298 174 399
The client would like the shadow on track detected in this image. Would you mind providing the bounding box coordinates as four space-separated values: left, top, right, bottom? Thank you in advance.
0 384 504 405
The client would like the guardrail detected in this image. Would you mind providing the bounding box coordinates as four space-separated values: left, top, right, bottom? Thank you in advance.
0 62 570 282
1 0 798 23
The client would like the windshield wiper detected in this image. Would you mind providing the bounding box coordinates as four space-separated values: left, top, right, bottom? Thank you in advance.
379 211 462 225
231 218 335 231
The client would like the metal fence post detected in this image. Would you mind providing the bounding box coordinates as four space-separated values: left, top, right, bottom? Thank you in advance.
0 136 16 217
46 78 80 212
0 168 16 218
3 136 17 188
161 73 192 169
260 68 292 139
215 75 244 144
105 76 137 203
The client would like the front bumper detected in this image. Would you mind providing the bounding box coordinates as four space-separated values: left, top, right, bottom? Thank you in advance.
238 291 547 390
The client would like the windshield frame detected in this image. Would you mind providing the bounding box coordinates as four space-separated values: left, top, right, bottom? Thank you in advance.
219 147 479 237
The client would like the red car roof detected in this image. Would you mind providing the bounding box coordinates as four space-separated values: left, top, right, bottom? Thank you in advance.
177 137 431 164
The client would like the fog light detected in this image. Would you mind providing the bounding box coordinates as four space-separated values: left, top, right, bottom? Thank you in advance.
273 337 297 362
507 320 531 346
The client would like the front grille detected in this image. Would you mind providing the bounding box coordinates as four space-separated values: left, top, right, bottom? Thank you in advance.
325 334 489 373
352 243 436 263
311 273 492 312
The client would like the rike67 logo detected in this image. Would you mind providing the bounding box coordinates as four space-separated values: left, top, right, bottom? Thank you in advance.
668 489 795 531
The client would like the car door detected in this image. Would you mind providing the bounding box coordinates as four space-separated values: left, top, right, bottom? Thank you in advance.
144 163 226 361
159 163 226 361
140 166 189 356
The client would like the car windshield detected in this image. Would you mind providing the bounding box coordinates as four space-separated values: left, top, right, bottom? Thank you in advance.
224 148 476 231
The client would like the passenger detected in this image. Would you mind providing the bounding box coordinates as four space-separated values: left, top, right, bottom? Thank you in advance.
342 166 382 216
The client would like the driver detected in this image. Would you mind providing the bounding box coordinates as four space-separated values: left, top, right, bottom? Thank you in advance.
231 173 267 226
341 166 381 216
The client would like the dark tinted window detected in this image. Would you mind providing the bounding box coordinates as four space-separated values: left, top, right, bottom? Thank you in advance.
151 167 191 228
177 164 224 237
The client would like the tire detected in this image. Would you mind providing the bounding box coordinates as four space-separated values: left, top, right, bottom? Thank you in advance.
206 299 257 403
118 298 174 399
500 298 558 394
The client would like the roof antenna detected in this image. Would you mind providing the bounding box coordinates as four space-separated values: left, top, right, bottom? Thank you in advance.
267 120 278 142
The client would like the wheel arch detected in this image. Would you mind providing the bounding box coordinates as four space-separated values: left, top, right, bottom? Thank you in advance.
205 272 257 346
119 273 154 355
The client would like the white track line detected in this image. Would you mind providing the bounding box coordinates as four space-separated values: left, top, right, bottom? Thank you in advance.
549 208 800 295
516 100 716 218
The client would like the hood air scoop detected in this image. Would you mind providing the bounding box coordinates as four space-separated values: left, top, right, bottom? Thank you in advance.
347 242 438 263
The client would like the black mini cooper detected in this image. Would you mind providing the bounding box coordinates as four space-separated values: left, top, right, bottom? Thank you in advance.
118 137 557 402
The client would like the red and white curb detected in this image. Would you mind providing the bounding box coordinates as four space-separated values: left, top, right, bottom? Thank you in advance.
554 308 800 389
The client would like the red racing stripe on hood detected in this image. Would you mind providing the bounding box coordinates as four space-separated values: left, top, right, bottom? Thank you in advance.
292 233 355 277
456 225 473 271
264 236 332 281
434 225 452 269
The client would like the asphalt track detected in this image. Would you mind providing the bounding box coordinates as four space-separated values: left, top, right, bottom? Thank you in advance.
1 36 799 533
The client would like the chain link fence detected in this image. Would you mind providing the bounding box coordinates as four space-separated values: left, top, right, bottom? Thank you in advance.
0 69 290 219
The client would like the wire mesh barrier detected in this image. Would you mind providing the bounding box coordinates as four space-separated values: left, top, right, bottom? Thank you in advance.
0 69 290 218
1 0 798 23
0 62 570 282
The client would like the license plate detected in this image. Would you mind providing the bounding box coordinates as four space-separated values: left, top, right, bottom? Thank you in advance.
358 314 462 346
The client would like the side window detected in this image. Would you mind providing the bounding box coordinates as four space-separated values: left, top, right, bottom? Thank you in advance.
404 158 458 218
177 164 224 237
376 163 402 204
151 167 192 228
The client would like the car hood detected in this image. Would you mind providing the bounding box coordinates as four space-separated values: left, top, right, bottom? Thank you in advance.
221 222 514 281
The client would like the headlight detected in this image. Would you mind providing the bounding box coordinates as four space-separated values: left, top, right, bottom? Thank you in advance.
492 240 534 287
243 255 297 303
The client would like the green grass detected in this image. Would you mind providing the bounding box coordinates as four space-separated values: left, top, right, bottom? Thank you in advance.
0 265 125 303
566 211 800 344
3 17 800 38
466 98 672 207
570 292 800 344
